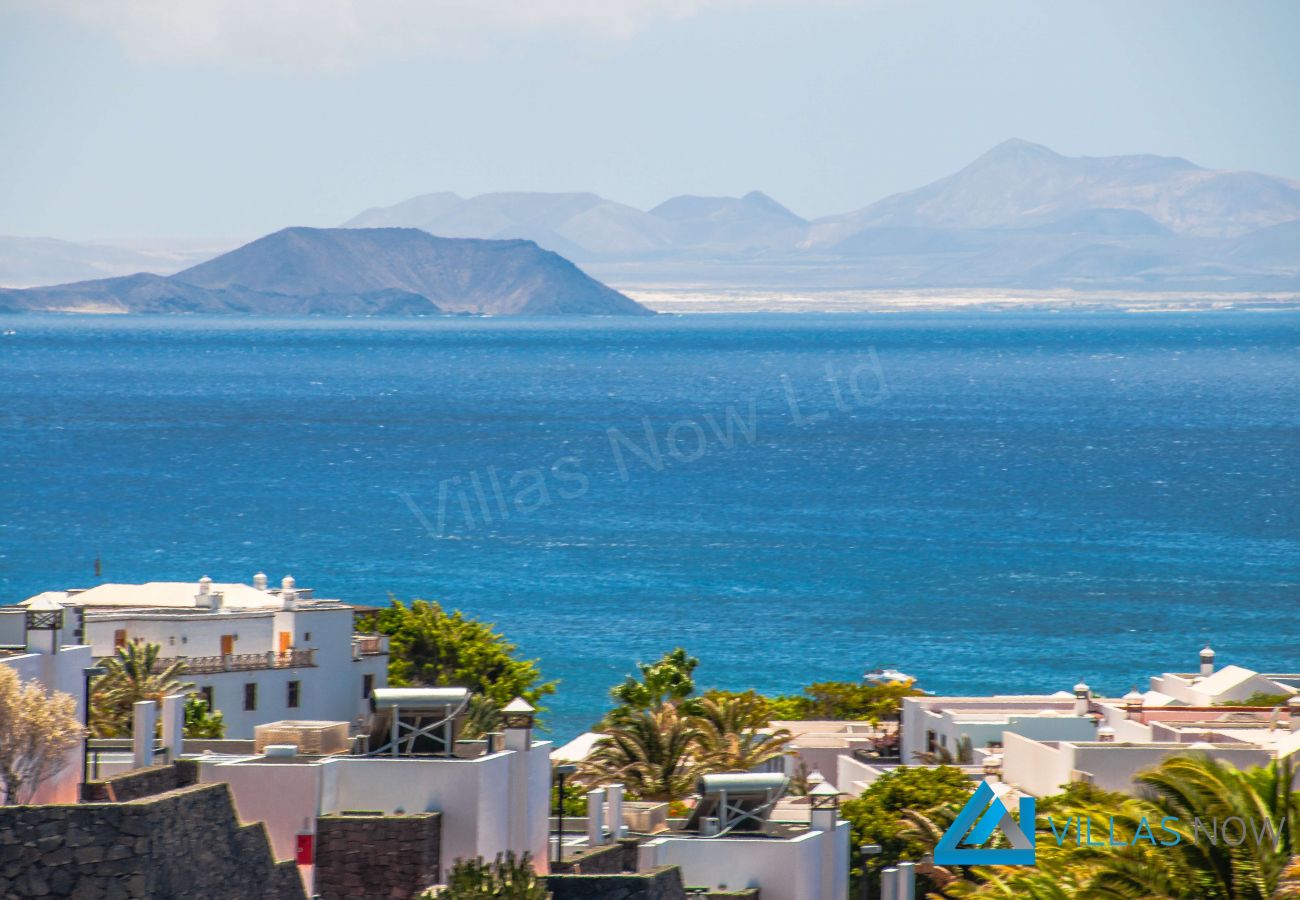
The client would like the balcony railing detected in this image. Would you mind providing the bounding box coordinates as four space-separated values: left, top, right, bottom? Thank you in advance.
103 649 318 675
352 634 388 657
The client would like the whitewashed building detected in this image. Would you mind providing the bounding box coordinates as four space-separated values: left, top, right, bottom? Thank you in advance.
15 575 389 739
0 598 94 804
902 648 1300 798
189 693 551 895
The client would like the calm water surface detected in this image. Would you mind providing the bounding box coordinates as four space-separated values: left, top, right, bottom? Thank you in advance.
1 312 1296 736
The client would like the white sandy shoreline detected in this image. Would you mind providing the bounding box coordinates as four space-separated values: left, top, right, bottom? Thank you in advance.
621 287 1300 314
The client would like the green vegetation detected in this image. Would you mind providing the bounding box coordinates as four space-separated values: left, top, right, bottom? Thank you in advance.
432 851 546 899
840 765 973 892
1216 691 1293 708
767 679 925 723
183 694 226 738
580 649 793 802
608 647 698 714
89 640 193 738
358 599 557 730
841 756 1300 900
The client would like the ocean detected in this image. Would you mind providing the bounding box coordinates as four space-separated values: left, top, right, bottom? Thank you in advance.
1 311 1296 738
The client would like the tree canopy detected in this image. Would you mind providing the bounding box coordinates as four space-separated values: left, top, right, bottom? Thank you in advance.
358 599 557 711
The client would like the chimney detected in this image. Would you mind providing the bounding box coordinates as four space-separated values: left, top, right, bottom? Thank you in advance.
281 575 297 607
196 576 222 610
501 697 535 751
1123 687 1144 721
1200 646 1215 678
1289 696 1300 733
253 572 268 591
1073 681 1091 716
808 780 840 834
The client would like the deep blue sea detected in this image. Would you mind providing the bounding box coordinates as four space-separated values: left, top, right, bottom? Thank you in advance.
1 312 1296 737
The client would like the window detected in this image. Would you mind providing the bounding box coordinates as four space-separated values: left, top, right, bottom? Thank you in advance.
362 674 375 700
200 686 214 709
304 632 312 642
244 683 257 711
114 629 128 649
926 730 937 753
287 680 300 709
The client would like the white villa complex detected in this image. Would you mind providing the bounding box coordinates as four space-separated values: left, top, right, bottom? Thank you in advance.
14 574 389 738
899 647 1300 797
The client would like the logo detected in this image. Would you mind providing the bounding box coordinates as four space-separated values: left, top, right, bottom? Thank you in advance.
934 781 1036 866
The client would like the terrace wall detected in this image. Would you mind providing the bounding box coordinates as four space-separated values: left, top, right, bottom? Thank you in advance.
0 782 304 900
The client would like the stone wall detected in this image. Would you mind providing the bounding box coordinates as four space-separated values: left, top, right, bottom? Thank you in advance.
81 759 199 803
552 838 640 874
313 812 441 900
0 782 305 900
546 865 688 900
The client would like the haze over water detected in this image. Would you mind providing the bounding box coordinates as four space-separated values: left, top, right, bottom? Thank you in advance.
1 312 1296 737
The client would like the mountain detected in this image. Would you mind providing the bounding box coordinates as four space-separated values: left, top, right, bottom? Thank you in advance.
0 227 651 316
344 192 675 259
805 138 1300 247
648 191 808 254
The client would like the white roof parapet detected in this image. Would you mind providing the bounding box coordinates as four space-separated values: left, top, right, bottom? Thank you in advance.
19 580 349 611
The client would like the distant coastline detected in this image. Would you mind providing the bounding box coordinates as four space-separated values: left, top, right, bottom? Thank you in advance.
625 288 1300 315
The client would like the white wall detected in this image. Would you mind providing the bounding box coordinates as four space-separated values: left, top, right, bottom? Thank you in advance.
1071 744 1273 793
326 752 522 878
198 758 326 860
1001 733 1075 798
82 603 386 739
641 828 833 900
86 611 275 658
0 644 93 804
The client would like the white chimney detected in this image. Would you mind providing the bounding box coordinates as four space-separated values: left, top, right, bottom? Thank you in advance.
1289 696 1300 733
1200 646 1215 678
196 577 222 610
280 575 296 605
1073 681 1091 716
253 572 268 591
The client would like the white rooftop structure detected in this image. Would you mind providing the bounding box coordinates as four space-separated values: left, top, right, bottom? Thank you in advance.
10 574 389 739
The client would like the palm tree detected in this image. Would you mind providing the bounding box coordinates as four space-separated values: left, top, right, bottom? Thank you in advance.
91 640 192 737
1084 755 1300 900
693 693 793 773
579 702 704 802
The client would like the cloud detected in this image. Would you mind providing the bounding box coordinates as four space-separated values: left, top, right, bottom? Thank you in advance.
16 0 794 72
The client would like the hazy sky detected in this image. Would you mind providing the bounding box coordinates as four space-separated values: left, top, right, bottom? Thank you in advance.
2 0 1298 240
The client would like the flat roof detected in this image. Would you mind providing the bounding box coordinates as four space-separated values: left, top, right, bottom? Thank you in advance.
18 581 352 612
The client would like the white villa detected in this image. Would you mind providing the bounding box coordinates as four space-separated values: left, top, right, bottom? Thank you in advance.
14 574 389 738
0 600 93 804
899 647 1300 797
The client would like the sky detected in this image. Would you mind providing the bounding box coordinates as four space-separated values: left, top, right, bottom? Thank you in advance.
2 0 1299 241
